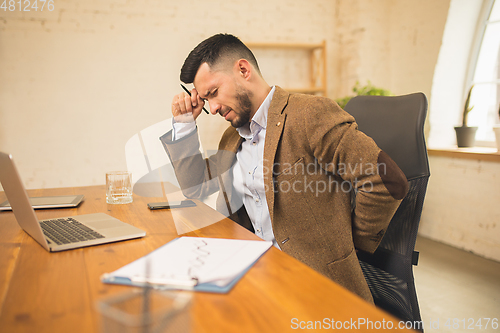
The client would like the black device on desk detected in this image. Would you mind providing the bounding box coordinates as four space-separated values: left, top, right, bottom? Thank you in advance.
147 200 196 210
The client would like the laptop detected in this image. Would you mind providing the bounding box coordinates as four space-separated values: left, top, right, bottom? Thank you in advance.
0 152 146 252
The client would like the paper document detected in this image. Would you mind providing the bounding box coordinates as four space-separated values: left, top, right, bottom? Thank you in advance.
101 237 272 293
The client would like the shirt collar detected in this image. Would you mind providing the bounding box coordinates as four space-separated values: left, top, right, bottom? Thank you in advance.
237 86 275 139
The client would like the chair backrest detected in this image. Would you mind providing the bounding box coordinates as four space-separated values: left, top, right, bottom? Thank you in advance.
344 93 429 328
344 93 430 181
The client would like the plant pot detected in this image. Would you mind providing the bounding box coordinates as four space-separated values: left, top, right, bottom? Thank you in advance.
493 126 500 151
454 126 478 147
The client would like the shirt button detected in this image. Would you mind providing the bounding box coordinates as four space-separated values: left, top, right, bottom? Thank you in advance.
252 142 257 145
255 198 260 202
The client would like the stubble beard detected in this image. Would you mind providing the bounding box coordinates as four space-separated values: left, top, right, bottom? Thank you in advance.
229 88 254 128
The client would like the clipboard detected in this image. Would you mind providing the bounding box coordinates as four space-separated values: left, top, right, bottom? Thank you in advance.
101 237 272 293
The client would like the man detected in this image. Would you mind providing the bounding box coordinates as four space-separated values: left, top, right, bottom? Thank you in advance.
160 34 408 302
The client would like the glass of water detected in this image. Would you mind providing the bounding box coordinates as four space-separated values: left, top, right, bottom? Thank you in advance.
106 171 133 204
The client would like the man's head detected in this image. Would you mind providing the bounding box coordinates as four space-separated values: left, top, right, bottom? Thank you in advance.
180 34 261 84
180 34 269 128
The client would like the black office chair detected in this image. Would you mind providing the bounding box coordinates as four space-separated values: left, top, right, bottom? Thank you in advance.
344 93 430 330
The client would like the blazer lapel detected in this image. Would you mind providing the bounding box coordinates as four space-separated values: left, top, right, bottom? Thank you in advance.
218 127 243 162
264 86 289 223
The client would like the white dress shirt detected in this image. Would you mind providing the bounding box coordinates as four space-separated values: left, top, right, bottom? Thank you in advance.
172 86 280 248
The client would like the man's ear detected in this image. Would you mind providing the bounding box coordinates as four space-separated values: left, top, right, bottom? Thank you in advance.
236 59 251 80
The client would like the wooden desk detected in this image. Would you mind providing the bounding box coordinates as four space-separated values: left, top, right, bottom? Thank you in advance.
0 186 412 332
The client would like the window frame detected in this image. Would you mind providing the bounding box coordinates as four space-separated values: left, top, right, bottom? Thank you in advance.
464 0 498 147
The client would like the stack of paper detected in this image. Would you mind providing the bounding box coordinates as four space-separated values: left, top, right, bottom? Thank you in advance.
101 237 272 293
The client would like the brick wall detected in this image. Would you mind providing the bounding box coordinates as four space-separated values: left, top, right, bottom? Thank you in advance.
420 156 500 261
0 0 338 188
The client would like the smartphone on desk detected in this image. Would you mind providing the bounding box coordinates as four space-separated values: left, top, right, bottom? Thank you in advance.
147 200 196 210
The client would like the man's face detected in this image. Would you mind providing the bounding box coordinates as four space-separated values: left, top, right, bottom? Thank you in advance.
193 62 254 128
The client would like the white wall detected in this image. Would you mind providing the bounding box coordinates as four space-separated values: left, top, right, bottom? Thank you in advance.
334 0 449 102
0 0 337 189
420 156 500 261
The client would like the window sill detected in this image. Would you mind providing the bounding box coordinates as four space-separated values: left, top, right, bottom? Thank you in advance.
428 147 500 162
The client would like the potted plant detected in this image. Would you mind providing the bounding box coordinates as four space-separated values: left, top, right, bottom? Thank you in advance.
454 85 478 147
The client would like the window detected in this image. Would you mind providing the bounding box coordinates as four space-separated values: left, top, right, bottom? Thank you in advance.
467 0 500 145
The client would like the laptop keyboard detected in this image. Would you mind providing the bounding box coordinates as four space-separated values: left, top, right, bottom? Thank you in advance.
40 218 105 245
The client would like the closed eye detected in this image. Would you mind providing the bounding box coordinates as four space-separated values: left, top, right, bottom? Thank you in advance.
207 88 218 99
201 88 218 102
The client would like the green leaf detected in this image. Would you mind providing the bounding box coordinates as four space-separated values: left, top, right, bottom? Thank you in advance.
335 81 392 109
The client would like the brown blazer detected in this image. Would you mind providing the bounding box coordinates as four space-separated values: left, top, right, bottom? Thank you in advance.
160 86 408 302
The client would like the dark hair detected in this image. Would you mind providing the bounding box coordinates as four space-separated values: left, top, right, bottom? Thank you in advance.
180 33 260 83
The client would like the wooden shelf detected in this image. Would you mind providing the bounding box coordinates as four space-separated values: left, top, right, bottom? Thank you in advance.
246 41 327 96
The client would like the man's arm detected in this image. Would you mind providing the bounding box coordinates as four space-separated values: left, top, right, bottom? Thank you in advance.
305 97 408 253
160 126 220 199
159 88 219 199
